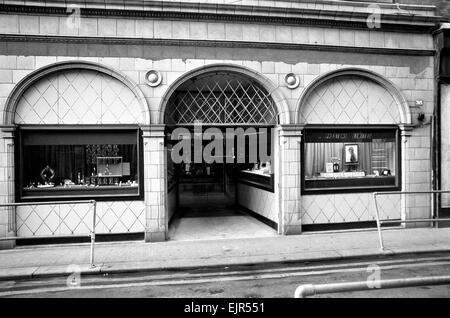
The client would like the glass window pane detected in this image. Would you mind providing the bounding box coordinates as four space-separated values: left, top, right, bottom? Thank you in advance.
303 129 399 192
19 130 141 199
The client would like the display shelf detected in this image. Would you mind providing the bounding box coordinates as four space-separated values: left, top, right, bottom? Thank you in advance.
304 176 397 193
22 184 139 199
237 170 274 192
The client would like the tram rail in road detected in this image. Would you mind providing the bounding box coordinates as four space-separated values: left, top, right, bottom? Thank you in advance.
1 252 450 297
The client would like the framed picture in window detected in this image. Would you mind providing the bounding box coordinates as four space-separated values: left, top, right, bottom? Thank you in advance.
344 144 359 164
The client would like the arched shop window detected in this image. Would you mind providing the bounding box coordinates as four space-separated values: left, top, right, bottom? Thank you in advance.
11 67 146 201
299 74 403 194
302 127 400 194
17 128 143 201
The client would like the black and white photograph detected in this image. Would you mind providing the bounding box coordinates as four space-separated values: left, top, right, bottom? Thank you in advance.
344 144 359 164
0 0 450 305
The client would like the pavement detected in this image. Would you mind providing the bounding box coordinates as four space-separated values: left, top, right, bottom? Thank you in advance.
0 227 450 281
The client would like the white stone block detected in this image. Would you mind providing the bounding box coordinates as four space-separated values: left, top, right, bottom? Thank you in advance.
0 84 14 98
189 22 207 39
292 26 309 44
98 18 117 36
35 56 57 69
19 15 39 34
276 26 292 43
225 23 243 41
136 19 153 38
0 56 17 69
172 21 189 39
242 24 259 42
13 70 32 83
275 62 291 74
117 19 136 37
119 57 135 71
309 28 324 45
259 25 275 42
0 14 18 33
207 22 225 40
0 70 12 84
17 56 35 70
39 16 59 35
153 59 172 72
79 18 98 36
154 20 172 38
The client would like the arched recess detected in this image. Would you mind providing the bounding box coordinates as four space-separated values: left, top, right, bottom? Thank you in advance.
159 63 290 125
296 68 411 125
4 60 150 125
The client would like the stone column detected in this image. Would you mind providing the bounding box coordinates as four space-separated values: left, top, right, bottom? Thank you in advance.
278 125 303 235
400 124 432 227
0 127 15 249
142 125 167 242
399 125 413 224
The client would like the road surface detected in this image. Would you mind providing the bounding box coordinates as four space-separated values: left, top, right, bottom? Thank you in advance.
1 252 450 298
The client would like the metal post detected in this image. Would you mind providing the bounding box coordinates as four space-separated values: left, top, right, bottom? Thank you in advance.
371 190 450 252
0 200 98 266
89 200 97 269
372 193 385 251
432 191 436 229
295 275 450 298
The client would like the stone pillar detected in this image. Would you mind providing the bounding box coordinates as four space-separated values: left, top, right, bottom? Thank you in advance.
278 125 303 235
400 125 413 224
142 125 167 242
0 127 15 249
400 124 432 228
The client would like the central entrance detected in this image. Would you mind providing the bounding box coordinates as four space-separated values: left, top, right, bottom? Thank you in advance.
164 70 280 241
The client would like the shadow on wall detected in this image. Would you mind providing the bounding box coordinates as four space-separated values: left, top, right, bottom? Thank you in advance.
0 41 432 75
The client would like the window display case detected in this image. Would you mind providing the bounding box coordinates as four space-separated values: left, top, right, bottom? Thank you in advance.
237 161 274 192
302 127 400 193
17 128 142 201
234 128 274 192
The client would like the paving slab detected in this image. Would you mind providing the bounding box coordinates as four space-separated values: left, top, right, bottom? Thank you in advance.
0 228 449 280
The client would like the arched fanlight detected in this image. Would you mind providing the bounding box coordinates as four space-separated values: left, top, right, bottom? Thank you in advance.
165 72 278 125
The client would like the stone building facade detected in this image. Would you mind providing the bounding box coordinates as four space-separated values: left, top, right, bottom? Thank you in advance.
0 0 443 247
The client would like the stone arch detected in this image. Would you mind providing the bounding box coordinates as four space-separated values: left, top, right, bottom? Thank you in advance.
159 63 290 125
4 60 150 125
296 68 411 125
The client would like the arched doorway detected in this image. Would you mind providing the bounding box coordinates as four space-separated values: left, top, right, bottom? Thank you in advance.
162 66 283 240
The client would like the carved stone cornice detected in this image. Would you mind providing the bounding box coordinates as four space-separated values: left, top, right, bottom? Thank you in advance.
0 1 441 33
278 125 305 138
399 124 415 137
0 34 436 57
0 125 17 132
141 124 166 138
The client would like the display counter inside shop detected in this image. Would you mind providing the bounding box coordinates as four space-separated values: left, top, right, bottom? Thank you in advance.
304 171 397 192
22 182 139 198
237 170 274 192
